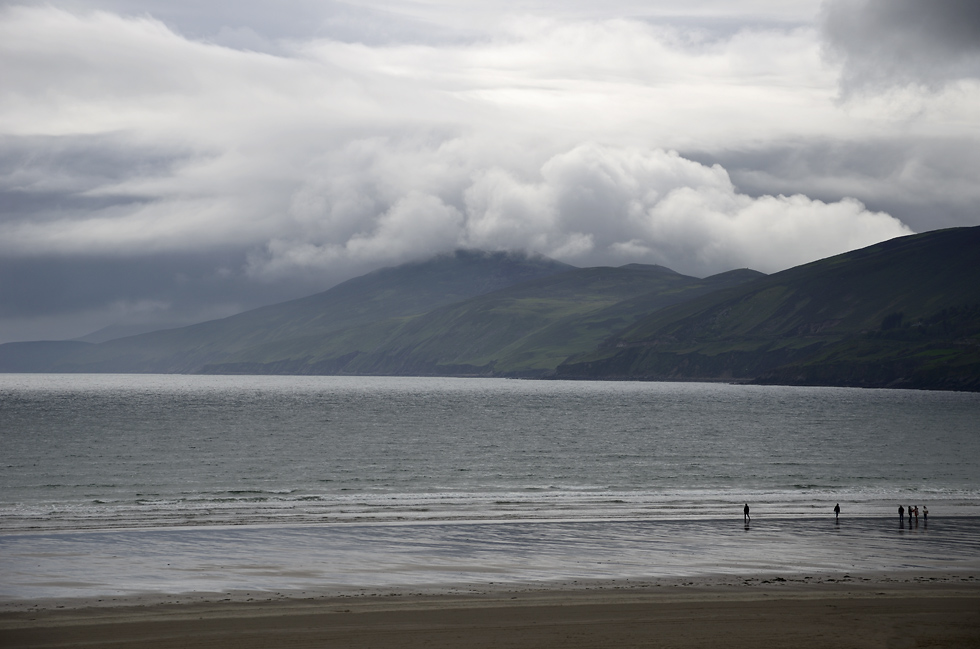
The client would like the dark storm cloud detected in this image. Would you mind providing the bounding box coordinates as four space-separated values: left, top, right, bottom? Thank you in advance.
822 0 980 94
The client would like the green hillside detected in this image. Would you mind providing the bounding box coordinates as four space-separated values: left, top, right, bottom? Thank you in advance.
556 226 980 390
757 305 980 390
5 228 977 391
0 250 573 373
200 266 764 377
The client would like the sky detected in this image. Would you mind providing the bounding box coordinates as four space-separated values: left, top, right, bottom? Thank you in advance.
1 0 979 343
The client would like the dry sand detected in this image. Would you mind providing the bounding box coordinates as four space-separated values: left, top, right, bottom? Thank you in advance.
1 575 978 649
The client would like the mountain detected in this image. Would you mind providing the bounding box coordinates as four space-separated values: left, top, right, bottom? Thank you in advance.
0 250 574 373
5 228 977 391
555 226 980 390
199 265 764 377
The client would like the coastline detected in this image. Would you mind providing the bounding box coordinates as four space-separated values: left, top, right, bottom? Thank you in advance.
2 574 978 649
2 569 978 612
4 516 979 610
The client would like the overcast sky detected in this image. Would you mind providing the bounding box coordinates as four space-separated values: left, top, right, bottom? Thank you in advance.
1 0 978 342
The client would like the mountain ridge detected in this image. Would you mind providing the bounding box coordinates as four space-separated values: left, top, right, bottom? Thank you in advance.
2 227 978 391
555 226 980 390
199 265 764 377
0 249 574 373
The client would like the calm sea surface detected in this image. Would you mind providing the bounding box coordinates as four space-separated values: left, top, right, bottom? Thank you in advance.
2 374 978 531
2 374 979 602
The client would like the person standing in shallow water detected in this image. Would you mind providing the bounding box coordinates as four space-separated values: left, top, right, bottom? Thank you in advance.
743 503 750 524
899 505 905 524
834 503 840 522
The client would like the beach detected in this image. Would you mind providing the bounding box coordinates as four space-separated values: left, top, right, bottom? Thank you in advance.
4 517 979 602
2 575 978 649
3 519 977 648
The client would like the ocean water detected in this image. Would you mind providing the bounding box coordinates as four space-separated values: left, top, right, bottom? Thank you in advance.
1 374 979 602
2 374 978 530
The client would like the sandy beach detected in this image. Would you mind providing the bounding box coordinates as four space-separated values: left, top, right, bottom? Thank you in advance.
2 574 978 649
3 518 979 647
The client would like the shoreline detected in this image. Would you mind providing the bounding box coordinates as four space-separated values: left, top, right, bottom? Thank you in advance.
3 569 977 613
4 517 978 610
2 512 970 534
2 574 977 649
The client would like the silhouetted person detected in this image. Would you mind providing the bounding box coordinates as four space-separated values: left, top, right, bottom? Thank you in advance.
923 506 928 524
913 506 919 526
834 503 840 522
899 505 905 523
743 503 750 524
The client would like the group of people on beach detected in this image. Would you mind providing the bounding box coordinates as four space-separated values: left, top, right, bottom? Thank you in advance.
739 503 928 526
898 504 927 525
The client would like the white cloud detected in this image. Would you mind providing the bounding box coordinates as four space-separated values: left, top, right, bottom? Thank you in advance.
248 143 911 277
0 3 973 339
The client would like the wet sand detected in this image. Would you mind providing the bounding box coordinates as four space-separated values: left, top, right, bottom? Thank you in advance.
6 516 979 605
2 575 978 649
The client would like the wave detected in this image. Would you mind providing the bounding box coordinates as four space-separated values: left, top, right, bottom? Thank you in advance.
3 486 979 533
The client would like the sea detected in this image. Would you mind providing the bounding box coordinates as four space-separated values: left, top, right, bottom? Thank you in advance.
1 374 978 603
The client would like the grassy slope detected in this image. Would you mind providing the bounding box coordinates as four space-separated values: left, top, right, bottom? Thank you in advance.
345 266 701 376
28 250 573 373
556 226 980 388
758 305 980 390
484 268 765 375
203 267 765 377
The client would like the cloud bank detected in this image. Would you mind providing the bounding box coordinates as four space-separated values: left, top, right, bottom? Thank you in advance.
0 3 975 341
245 143 909 280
